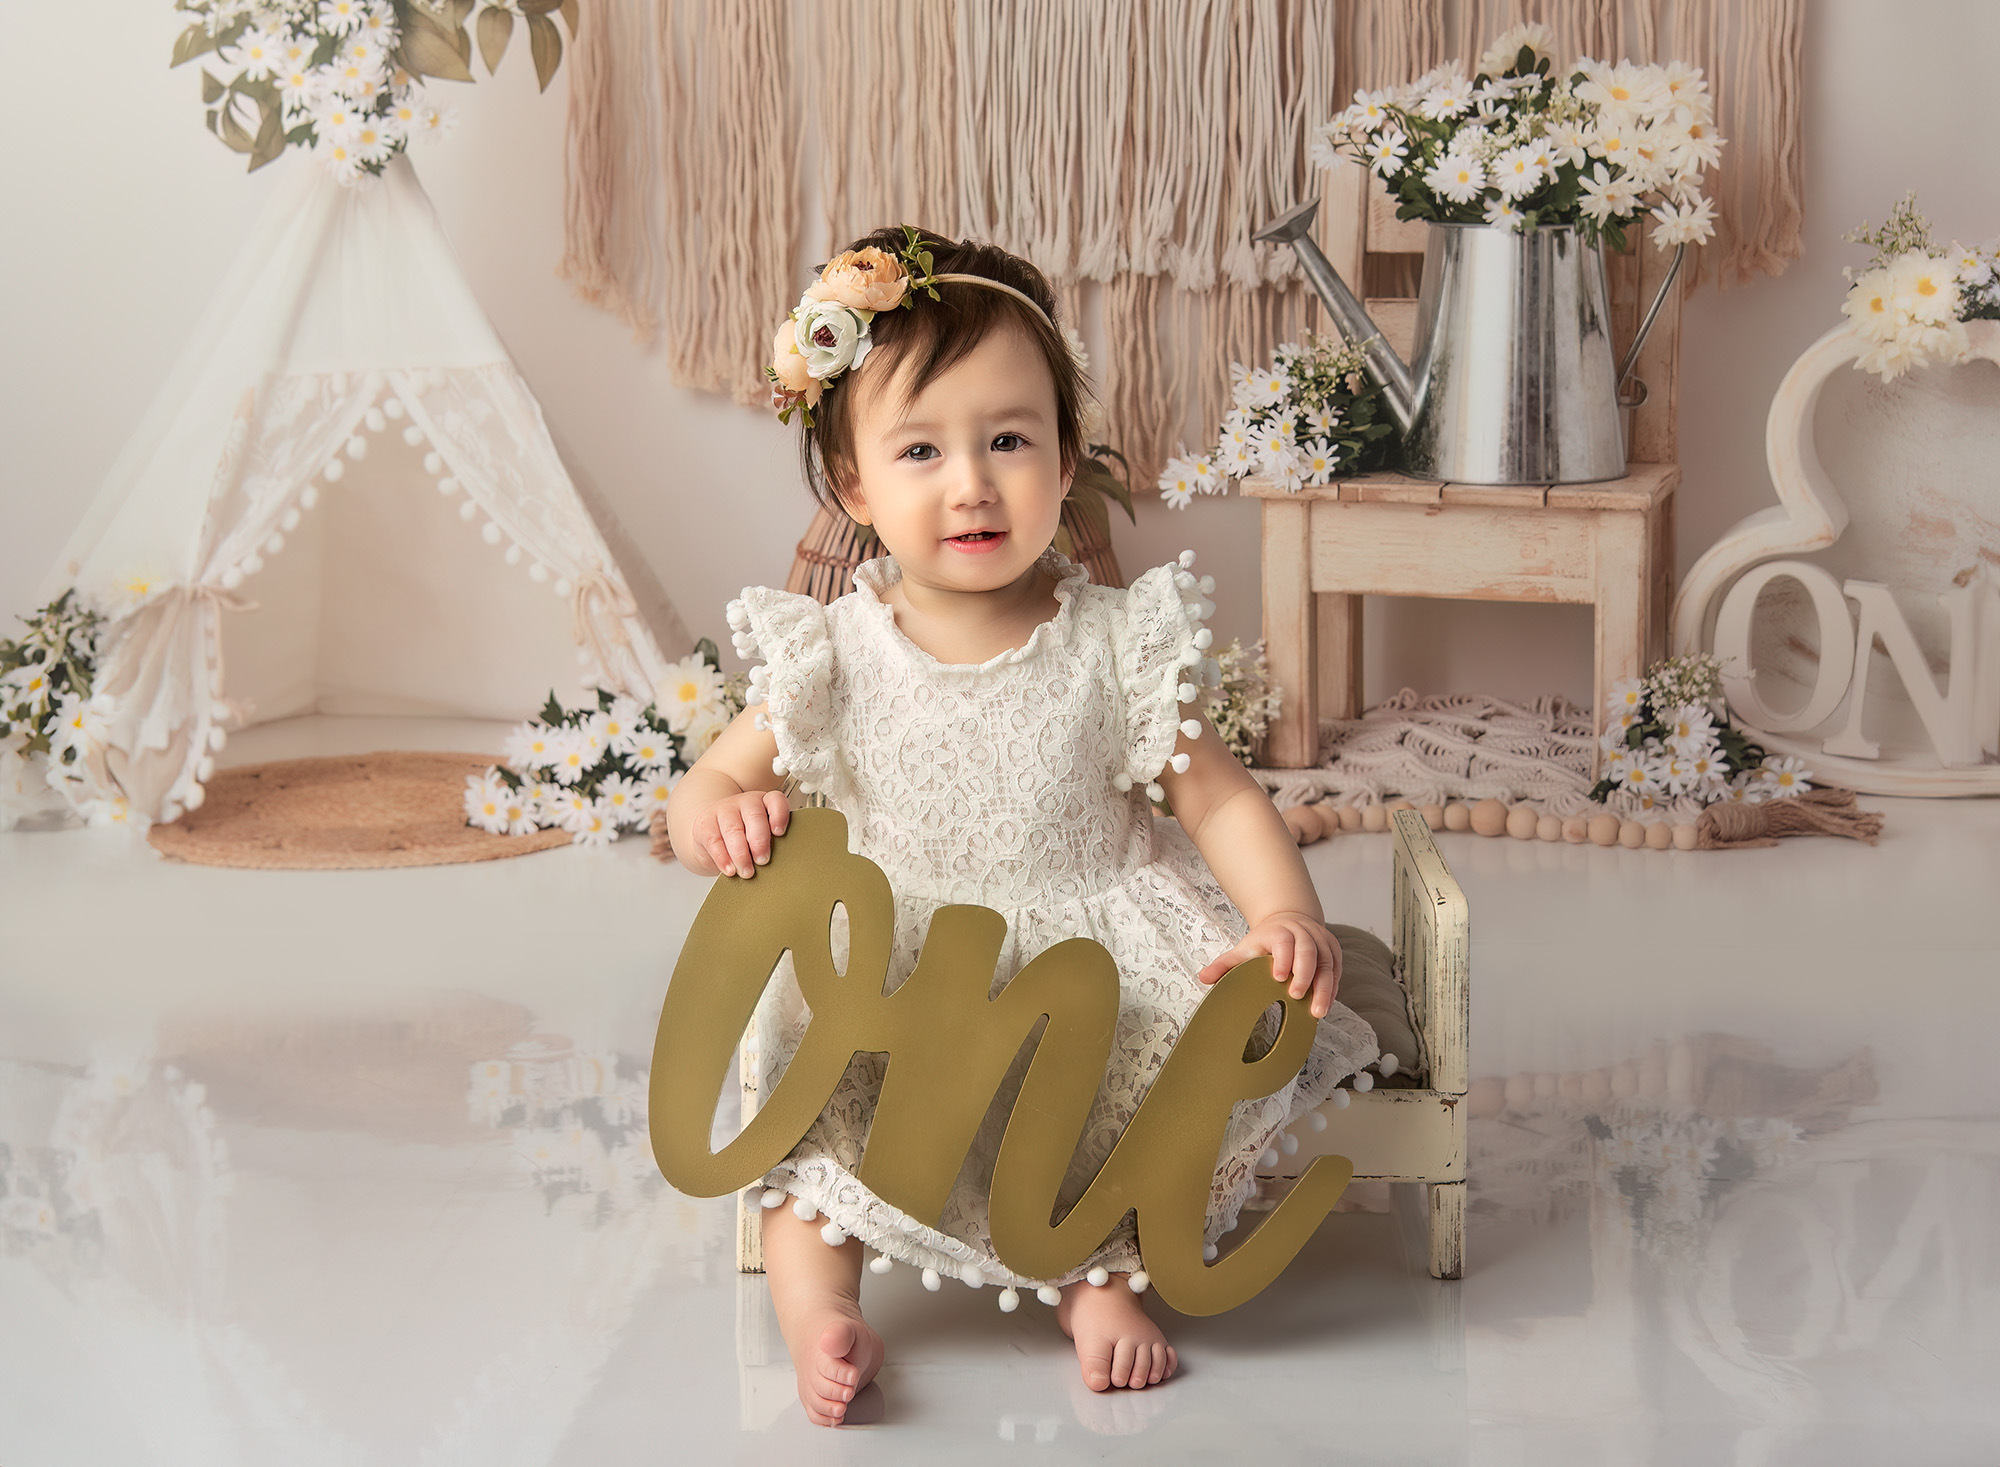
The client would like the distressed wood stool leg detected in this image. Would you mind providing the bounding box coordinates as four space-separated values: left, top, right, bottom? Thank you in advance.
1427 1179 1465 1280
1261 497 1318 766
1316 591 1364 723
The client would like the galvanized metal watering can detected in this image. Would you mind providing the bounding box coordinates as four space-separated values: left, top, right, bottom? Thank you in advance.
1255 199 1685 485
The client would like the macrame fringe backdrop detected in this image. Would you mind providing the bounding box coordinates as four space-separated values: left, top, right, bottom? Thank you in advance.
562 0 1802 476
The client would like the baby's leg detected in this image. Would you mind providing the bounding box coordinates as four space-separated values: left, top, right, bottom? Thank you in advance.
1055 1275 1177 1392
762 1202 885 1426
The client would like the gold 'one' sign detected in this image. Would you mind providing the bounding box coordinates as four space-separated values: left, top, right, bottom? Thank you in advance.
649 807 1353 1315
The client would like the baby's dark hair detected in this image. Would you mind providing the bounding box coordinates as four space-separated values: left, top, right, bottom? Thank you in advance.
800 227 1089 516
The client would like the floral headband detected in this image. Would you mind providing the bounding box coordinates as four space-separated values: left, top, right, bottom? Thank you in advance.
766 226 1062 426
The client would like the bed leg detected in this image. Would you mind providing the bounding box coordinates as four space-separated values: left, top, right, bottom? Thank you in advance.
1427 1179 1465 1280
738 1191 765 1274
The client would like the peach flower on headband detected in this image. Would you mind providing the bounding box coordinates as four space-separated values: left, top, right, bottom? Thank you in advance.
769 321 822 406
806 247 910 312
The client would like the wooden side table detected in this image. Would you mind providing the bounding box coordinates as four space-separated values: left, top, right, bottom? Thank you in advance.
1245 463 1678 768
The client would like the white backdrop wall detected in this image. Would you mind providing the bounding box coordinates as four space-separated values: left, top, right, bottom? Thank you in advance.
5 1 1996 711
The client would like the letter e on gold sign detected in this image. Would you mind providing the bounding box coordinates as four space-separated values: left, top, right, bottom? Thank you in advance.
649 808 1352 1314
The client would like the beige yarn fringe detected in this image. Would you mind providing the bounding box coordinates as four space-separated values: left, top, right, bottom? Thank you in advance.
1696 787 1884 849
561 0 1804 465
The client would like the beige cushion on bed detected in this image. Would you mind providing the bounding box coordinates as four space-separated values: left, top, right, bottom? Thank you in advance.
1327 924 1422 1086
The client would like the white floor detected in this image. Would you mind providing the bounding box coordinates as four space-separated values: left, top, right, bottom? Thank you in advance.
2 740 1997 1465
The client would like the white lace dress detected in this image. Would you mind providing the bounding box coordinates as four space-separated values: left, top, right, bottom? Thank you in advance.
722 545 1378 1292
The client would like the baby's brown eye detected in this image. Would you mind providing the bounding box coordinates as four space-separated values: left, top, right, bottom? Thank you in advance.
993 433 1025 451
903 443 938 462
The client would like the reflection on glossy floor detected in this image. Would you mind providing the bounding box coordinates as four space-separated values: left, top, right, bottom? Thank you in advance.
3 775 1997 1466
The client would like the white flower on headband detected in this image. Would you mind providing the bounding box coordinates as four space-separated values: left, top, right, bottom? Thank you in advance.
794 298 874 381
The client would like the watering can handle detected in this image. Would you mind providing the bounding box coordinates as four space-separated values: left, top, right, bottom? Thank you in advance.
1615 242 1687 403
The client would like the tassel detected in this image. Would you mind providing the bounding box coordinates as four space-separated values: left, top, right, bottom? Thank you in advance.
1697 788 1883 850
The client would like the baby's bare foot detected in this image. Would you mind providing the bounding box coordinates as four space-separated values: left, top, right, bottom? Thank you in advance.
1056 1276 1177 1392
787 1303 885 1427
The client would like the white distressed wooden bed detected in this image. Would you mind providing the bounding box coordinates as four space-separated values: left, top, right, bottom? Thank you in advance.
733 806 1469 1281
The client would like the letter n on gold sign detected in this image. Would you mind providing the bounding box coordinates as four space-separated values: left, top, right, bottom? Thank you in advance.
648 807 1354 1314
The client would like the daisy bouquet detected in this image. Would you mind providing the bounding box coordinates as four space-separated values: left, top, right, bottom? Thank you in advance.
1203 638 1284 767
1839 192 2000 382
171 0 575 183
0 593 125 831
464 641 746 847
1589 653 1811 809
1308 22 1722 250
1157 334 1398 502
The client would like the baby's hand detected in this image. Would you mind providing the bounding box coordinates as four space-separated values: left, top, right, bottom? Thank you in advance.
693 790 791 879
1196 913 1343 1018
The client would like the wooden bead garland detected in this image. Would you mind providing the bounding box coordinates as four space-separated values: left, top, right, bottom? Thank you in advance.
1280 797 1703 854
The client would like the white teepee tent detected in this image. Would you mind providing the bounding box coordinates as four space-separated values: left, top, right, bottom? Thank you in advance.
43 155 686 823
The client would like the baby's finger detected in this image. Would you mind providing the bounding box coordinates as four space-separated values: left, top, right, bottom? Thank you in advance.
717 811 756 878
1196 941 1251 986
743 807 775 866
1267 928 1297 987
764 790 790 836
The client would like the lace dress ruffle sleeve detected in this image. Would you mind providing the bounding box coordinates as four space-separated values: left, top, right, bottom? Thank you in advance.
1113 549 1223 802
724 585 846 803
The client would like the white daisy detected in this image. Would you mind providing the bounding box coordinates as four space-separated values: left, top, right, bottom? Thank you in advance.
1663 704 1716 757
1615 757 1659 798
656 655 726 735
412 103 458 144
503 720 560 773
1575 61 1668 119
498 787 539 837
547 730 593 786
1424 150 1487 205
1950 241 1995 289
48 693 109 761
277 63 319 110
599 697 646 756
350 116 396 166
1262 445 1305 494
1190 455 1222 494
319 0 368 34
1892 253 1960 325
569 799 619 847
385 84 426 134
627 723 674 769
545 786 595 829
1157 455 1199 509
597 774 646 828
1347 87 1395 132
1547 121 1593 170
1578 163 1638 225
355 2 397 43
1759 755 1812 798
1300 437 1339 486
311 95 363 144
638 770 681 818
1216 424 1258 476
463 772 512 834
1649 195 1716 247
1491 144 1546 199
2 661 54 713
81 795 141 830
1418 76 1474 121
1478 21 1555 78
1606 677 1645 720
1723 771 1766 805
572 713 612 767
1482 196 1525 231
223 26 283 81
1367 128 1410 178
1242 365 1290 409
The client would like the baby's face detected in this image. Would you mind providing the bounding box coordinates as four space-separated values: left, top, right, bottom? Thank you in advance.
839 320 1068 597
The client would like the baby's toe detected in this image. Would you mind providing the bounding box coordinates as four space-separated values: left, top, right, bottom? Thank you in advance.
1109 1336 1139 1388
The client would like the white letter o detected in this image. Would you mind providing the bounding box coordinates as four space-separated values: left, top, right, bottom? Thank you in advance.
1712 560 1855 733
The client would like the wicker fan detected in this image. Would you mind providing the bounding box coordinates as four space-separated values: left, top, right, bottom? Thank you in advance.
785 450 1133 604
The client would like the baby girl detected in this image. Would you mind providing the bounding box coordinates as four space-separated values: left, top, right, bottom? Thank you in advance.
665 227 1377 1425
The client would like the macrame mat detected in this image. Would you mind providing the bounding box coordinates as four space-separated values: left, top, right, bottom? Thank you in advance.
147 753 571 870
1251 689 1883 846
1251 687 1618 817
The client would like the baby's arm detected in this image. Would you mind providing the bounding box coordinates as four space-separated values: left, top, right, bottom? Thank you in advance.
665 705 789 879
1158 711 1343 1016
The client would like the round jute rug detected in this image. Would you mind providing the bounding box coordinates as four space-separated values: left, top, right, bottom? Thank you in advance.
148 752 571 870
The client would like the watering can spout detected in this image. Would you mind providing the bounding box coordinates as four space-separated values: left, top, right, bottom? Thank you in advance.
1254 199 1417 436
